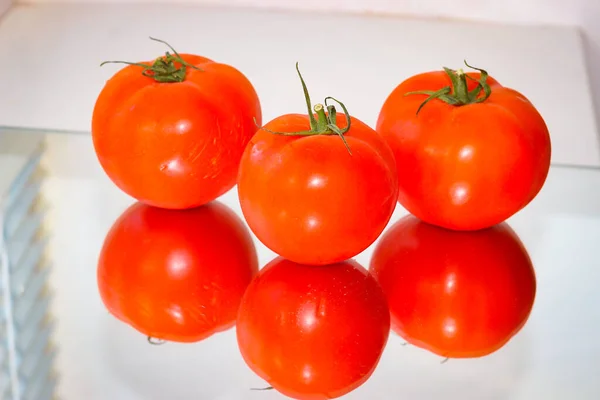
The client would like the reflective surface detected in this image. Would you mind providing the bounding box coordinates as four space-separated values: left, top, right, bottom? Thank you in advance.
1 129 54 400
3 129 600 399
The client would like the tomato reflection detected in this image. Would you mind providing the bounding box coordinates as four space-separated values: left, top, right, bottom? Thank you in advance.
97 201 259 343
237 257 390 400
370 215 536 359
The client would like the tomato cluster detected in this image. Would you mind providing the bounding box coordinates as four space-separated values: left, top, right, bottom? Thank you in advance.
93 39 545 399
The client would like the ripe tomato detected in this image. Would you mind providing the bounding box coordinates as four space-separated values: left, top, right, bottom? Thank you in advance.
376 62 551 230
238 64 398 265
97 201 258 343
370 215 536 358
237 257 390 400
92 38 262 209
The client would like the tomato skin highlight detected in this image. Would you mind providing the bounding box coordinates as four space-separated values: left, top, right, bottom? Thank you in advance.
237 113 398 265
370 215 536 358
92 53 262 209
237 257 390 399
97 201 259 343
376 70 551 230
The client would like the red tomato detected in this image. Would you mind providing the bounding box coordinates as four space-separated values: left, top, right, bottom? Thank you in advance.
376 63 551 230
237 257 390 399
97 201 258 343
92 38 262 209
370 215 536 358
238 64 398 265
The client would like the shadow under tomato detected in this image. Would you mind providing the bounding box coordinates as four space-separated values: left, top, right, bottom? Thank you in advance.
370 215 537 359
96 200 259 343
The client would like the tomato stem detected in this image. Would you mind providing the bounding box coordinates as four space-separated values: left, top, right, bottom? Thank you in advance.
255 63 353 155
250 386 274 391
405 60 492 114
100 37 202 83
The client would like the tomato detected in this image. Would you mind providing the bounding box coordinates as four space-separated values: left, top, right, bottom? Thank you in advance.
97 201 258 343
237 257 390 399
92 38 262 209
370 215 536 358
376 62 551 230
238 64 398 265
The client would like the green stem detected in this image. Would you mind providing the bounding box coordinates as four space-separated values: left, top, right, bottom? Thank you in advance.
446 68 470 103
405 60 493 114
296 62 318 131
100 37 202 83
257 63 353 155
314 104 329 132
250 387 273 391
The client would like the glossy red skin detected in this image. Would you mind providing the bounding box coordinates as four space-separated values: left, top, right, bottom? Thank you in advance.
370 215 536 358
237 257 390 399
97 201 258 343
376 71 551 230
92 54 262 209
237 113 398 265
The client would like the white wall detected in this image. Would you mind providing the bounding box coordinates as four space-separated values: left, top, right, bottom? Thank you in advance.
19 0 600 121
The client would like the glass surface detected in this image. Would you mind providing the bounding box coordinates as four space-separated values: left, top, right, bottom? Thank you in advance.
2 128 600 399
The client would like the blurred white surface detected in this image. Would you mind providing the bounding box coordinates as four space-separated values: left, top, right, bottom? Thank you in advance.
0 3 598 167
17 0 600 28
18 0 600 139
37 123 600 399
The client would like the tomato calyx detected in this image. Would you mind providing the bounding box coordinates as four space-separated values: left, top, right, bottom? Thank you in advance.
405 60 492 114
100 37 202 83
255 62 353 154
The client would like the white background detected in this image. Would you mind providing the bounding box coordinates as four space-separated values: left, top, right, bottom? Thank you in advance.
13 0 600 121
0 2 599 166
